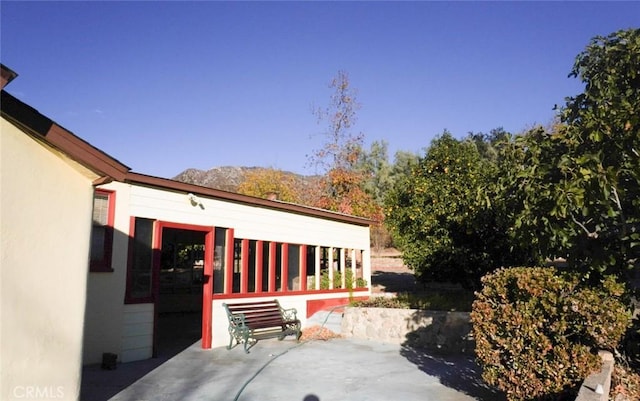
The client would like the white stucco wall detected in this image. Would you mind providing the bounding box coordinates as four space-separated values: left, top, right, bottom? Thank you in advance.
1 119 96 400
82 182 130 365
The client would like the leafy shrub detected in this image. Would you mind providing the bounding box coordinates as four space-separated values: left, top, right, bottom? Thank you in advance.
318 269 367 290
471 267 630 401
351 289 474 311
352 296 409 309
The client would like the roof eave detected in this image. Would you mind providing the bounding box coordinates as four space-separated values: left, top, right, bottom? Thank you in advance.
1 90 130 182
125 172 373 227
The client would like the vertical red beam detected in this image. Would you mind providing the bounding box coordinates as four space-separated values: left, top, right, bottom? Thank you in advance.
328 247 334 289
281 243 289 292
299 245 307 291
314 246 321 291
255 240 264 293
240 238 249 293
268 242 276 292
151 221 163 357
224 228 234 294
201 228 214 349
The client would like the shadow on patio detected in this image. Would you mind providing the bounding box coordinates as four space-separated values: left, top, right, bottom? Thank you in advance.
400 346 506 401
81 312 201 401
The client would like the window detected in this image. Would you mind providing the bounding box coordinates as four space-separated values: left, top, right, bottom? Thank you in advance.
126 217 155 302
248 240 257 293
261 241 270 292
207 230 367 295
287 244 300 291
90 189 115 272
232 239 242 293
213 227 228 294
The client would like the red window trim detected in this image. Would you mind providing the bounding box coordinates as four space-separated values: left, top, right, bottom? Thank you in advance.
268 242 277 292
211 287 369 301
225 228 235 294
90 189 115 272
240 238 249 293
300 245 307 291
281 243 289 292
213 238 370 295
255 240 264 293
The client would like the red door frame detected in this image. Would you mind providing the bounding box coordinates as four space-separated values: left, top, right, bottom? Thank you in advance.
152 221 215 355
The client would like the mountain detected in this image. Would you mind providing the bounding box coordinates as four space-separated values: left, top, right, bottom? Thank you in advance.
172 166 320 196
173 166 261 192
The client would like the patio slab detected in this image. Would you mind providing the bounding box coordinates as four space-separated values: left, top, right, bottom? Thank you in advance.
82 337 504 401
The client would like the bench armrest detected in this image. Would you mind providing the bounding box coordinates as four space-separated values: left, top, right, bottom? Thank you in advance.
229 313 246 327
280 307 298 322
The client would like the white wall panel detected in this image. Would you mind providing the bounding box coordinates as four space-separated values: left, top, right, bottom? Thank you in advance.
120 303 154 362
128 185 370 249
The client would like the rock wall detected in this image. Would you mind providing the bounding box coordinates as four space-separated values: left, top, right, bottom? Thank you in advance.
341 307 474 354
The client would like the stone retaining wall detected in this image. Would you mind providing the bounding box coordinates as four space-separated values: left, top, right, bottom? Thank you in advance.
341 307 617 401
340 307 474 354
575 351 615 401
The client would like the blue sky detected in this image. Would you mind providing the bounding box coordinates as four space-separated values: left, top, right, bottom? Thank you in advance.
2 1 638 178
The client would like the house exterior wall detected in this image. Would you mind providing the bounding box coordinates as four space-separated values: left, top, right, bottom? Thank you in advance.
82 181 371 363
1 118 95 400
128 185 370 250
120 303 154 362
211 292 362 349
82 182 131 364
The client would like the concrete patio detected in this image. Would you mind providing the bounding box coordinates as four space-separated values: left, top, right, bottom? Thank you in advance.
81 335 504 401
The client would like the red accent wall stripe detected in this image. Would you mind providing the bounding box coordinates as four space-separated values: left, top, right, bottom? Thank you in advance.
306 296 368 318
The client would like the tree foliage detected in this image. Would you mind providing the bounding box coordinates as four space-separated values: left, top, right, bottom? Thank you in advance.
308 71 382 221
384 131 528 288
357 140 394 206
237 168 302 203
309 70 364 173
502 28 640 283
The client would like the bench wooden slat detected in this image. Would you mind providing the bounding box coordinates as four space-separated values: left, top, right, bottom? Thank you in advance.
223 299 301 353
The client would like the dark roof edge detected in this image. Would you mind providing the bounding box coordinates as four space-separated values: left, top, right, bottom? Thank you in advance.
1 90 130 181
126 172 373 227
1 64 18 89
1 64 371 227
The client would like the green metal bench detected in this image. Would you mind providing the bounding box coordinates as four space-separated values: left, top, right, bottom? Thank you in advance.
223 299 301 353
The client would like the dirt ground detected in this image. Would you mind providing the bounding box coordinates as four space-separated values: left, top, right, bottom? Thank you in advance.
370 249 418 294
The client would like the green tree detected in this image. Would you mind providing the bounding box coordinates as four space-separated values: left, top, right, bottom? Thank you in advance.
504 29 640 283
357 140 393 206
385 131 527 288
390 150 420 188
466 127 510 162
